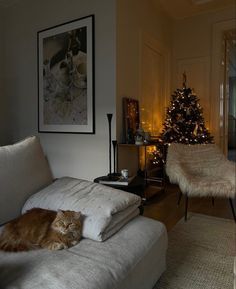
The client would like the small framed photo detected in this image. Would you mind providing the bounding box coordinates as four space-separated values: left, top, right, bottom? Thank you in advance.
123 97 140 143
38 15 95 134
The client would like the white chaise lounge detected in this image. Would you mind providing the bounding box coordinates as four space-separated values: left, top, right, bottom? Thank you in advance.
0 136 167 289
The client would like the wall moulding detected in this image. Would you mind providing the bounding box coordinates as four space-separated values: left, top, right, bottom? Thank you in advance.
138 32 171 136
211 19 236 153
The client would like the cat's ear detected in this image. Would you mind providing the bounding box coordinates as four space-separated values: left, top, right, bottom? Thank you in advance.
74 211 81 219
57 210 64 217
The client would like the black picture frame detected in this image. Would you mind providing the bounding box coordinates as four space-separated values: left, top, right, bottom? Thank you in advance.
38 15 95 134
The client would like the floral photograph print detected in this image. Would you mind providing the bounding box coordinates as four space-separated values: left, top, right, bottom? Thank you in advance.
38 15 94 133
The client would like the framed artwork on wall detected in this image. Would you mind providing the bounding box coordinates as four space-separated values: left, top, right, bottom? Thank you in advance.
123 97 140 143
38 15 95 134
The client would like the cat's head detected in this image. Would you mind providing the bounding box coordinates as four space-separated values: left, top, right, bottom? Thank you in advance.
52 210 82 235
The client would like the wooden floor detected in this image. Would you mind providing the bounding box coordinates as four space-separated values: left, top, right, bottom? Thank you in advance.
143 183 234 231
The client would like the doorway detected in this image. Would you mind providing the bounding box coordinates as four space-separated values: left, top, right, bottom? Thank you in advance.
223 29 236 161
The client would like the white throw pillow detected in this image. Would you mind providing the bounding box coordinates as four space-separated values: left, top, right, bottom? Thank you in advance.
22 177 141 241
0 136 53 225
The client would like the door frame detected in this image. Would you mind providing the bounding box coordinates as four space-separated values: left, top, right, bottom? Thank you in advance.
211 19 236 154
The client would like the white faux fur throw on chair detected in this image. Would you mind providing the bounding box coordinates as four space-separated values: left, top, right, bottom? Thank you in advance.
166 143 236 198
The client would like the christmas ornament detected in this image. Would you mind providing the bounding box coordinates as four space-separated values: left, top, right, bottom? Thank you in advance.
193 124 198 136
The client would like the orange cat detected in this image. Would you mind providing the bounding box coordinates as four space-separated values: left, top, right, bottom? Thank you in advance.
0 208 82 252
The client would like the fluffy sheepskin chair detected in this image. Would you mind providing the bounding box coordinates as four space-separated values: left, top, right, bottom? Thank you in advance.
166 143 236 221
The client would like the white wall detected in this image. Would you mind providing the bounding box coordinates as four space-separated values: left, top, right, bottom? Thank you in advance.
2 0 116 180
172 7 236 146
0 8 7 145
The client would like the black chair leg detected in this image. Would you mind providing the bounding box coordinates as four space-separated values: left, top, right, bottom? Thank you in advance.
185 195 188 222
177 191 182 206
229 198 236 222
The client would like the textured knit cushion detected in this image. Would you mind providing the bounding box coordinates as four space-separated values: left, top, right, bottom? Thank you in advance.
0 136 53 224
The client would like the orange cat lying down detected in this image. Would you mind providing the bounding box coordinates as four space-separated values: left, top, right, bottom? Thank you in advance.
0 208 82 252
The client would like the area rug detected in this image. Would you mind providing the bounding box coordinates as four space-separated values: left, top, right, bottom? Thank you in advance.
154 213 235 289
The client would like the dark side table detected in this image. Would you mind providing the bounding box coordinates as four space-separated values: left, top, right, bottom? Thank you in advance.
93 176 145 215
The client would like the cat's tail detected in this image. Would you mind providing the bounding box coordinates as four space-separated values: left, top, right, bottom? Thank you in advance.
0 238 32 252
0 223 39 252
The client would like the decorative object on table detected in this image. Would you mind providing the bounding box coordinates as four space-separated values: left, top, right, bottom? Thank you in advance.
112 140 120 176
93 175 146 203
123 97 140 143
135 135 143 145
98 175 135 186
94 114 120 185
121 169 129 179
159 72 214 145
143 131 151 144
38 15 95 134
127 127 135 144
104 114 121 181
135 125 144 145
107 113 113 177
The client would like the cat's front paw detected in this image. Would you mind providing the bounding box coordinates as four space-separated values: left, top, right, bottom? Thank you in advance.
71 240 79 246
47 242 68 250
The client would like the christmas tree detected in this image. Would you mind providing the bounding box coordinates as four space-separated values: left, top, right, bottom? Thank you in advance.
160 73 214 145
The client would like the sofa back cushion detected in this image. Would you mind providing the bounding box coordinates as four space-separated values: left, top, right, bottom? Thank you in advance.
0 136 53 225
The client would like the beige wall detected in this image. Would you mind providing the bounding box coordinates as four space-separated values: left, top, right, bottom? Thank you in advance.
117 0 173 142
116 0 173 173
2 0 116 180
172 7 236 147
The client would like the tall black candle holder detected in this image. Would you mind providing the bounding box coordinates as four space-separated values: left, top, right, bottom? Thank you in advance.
107 113 113 176
112 140 120 177
112 140 117 174
106 114 120 180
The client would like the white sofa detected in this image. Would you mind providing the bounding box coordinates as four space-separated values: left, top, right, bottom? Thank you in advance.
0 136 167 289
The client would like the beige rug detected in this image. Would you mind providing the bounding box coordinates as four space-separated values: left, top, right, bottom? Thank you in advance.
154 213 235 289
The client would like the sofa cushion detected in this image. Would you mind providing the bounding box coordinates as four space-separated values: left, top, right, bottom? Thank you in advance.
22 177 141 241
0 216 167 289
0 136 53 225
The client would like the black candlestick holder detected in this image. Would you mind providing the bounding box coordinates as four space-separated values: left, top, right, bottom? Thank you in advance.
107 113 113 176
112 140 121 177
106 114 120 180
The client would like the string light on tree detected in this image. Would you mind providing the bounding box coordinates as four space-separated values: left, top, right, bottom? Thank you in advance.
159 72 214 145
149 146 164 165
